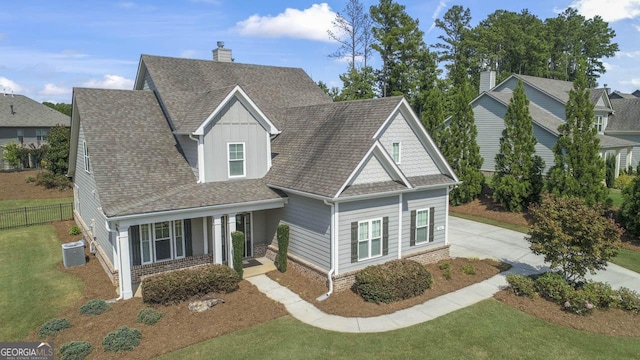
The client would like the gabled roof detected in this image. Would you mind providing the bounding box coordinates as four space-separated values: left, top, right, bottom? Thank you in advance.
609 91 636 99
486 91 563 135
137 55 332 133
0 94 70 127
608 98 640 132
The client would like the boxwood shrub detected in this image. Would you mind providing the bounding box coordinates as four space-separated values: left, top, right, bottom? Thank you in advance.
102 326 141 352
141 264 240 304
354 259 432 304
59 341 92 360
136 308 164 325
79 299 111 315
534 272 573 303
505 274 536 297
38 318 71 338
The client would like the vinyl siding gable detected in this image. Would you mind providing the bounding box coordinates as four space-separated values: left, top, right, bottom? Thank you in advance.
496 77 566 121
351 154 395 185
473 95 507 172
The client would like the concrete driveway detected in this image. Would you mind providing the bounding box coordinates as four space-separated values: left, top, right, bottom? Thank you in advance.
448 216 640 292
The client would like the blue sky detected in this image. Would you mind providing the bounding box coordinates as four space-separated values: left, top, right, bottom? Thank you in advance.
1 0 640 103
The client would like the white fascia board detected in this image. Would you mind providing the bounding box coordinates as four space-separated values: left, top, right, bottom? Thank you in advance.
133 56 147 90
193 85 280 136
372 141 412 187
373 99 403 139
67 96 81 178
333 144 377 198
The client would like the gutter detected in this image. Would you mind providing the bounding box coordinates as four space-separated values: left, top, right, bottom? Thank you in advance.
317 199 336 301
333 181 460 203
105 219 124 302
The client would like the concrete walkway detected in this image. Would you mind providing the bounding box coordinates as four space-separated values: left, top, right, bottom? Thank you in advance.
248 217 640 333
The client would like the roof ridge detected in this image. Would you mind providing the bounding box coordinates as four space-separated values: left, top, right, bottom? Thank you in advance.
141 53 306 71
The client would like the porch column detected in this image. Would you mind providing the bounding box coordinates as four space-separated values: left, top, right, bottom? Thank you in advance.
202 218 209 255
626 147 633 172
213 216 223 264
228 214 237 269
118 226 133 300
615 149 621 178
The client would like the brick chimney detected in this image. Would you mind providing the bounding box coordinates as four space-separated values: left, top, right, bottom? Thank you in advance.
479 70 496 93
212 41 233 62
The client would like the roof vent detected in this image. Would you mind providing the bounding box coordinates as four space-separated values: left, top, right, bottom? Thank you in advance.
217 41 224 49
212 41 233 62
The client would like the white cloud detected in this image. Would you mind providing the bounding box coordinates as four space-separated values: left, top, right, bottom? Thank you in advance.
568 0 640 22
617 50 640 58
427 1 448 34
0 77 25 94
603 61 614 71
82 75 134 90
635 24 640 31
180 50 199 58
234 3 337 42
40 83 71 96
335 54 364 64
620 78 640 86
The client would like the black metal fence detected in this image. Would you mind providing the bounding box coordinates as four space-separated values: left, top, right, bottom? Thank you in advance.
0 203 73 230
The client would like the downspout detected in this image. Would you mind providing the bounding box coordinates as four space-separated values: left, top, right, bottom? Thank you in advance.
105 220 124 302
317 199 336 301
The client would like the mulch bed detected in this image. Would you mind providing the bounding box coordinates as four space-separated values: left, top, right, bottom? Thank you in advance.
267 258 509 318
449 188 531 228
0 169 72 200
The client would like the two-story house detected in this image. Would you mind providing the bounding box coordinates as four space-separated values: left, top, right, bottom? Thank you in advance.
0 94 70 169
471 71 638 176
68 46 459 300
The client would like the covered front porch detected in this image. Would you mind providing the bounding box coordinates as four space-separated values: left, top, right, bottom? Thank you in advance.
599 136 637 177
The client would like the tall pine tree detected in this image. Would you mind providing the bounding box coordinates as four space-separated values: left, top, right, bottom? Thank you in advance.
547 60 608 206
492 80 544 211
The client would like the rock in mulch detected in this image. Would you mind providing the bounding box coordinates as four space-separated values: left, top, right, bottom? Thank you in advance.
188 298 225 312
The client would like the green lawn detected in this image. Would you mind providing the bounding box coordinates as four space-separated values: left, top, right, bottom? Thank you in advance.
0 225 83 340
450 212 530 234
609 188 623 208
611 248 640 273
0 197 73 211
158 300 640 360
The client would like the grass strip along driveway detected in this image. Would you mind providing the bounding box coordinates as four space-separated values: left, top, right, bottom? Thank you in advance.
0 225 83 340
158 300 640 360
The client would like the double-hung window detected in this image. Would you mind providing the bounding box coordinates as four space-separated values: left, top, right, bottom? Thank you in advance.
595 116 606 134
17 129 24 143
392 142 401 163
36 129 47 141
228 143 245 177
174 220 185 259
154 221 172 261
358 218 382 261
415 209 430 244
83 141 91 173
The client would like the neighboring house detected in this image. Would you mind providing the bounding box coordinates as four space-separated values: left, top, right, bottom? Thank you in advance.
609 90 640 99
0 94 70 169
68 45 459 300
471 71 638 175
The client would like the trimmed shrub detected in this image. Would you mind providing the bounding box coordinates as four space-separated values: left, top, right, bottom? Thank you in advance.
142 264 240 305
232 231 244 278
59 341 92 360
25 175 36 183
563 290 594 315
439 261 452 280
354 260 432 304
621 175 640 236
605 153 616 188
276 224 289 272
80 299 111 315
461 263 476 275
136 308 164 325
102 326 141 352
69 225 81 236
616 287 640 313
534 272 573 303
506 274 536 297
615 173 634 190
582 281 618 309
38 318 71 338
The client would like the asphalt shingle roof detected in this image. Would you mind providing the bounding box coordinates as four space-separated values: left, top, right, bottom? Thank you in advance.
140 55 332 133
598 134 639 149
608 98 640 132
266 97 404 198
487 91 563 135
514 75 610 109
0 94 70 128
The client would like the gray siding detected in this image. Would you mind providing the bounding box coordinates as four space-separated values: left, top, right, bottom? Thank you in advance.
474 96 507 172
533 124 557 174
203 97 269 182
402 189 447 255
497 78 566 120
274 193 331 270
74 124 113 264
352 154 392 185
142 71 156 91
379 112 439 177
191 217 205 256
607 134 640 169
338 196 399 274
178 134 198 175
252 210 267 245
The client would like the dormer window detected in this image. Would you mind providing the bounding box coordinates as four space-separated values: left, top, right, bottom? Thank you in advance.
228 143 245 177
595 116 606 134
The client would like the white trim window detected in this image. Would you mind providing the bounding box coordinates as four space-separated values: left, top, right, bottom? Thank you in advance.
36 129 47 141
358 218 382 261
415 208 430 244
154 221 172 261
140 224 152 264
83 140 91 173
392 142 401 163
595 116 606 134
228 142 245 177
174 220 185 259
17 129 24 143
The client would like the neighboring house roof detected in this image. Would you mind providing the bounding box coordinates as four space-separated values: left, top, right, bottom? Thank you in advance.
598 134 638 149
509 74 610 110
609 90 637 99
0 94 70 127
138 55 332 133
486 91 563 135
608 98 640 132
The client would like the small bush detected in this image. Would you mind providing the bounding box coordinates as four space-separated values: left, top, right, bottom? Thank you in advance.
142 264 240 305
25 175 36 183
102 326 141 352
616 287 640 313
582 281 618 309
80 299 111 315
442 267 452 280
276 224 289 272
38 318 71 338
354 260 432 304
615 173 635 190
36 171 72 190
461 263 476 275
136 308 164 325
506 274 536 297
59 341 92 360
563 290 594 316
438 261 451 270
232 231 244 278
534 272 573 303
69 225 81 236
